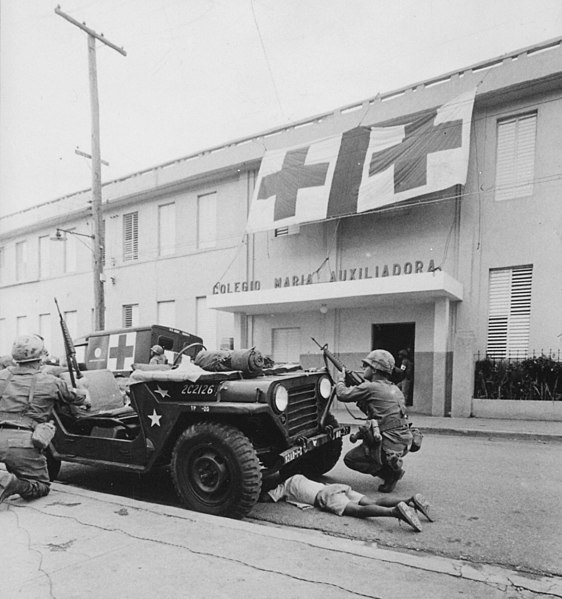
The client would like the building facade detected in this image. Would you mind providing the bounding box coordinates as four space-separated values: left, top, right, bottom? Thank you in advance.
1 37 562 416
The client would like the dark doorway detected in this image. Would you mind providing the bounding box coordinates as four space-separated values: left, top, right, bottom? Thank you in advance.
371 322 415 406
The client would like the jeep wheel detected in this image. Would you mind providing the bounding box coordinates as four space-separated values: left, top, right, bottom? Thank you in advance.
295 414 343 479
171 421 262 519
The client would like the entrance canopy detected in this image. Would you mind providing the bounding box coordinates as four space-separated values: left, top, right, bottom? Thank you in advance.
208 271 463 315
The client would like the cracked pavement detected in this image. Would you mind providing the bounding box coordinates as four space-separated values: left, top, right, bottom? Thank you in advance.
1 484 561 599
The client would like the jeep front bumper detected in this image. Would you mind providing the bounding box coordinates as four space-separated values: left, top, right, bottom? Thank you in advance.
279 425 350 465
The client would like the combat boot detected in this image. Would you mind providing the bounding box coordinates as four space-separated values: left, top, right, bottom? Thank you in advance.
0 472 33 503
378 468 405 493
0 471 19 503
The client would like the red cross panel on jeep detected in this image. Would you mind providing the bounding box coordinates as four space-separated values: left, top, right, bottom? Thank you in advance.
86 332 138 371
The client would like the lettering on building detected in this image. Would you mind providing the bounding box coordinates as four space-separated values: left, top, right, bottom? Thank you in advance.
212 281 261 295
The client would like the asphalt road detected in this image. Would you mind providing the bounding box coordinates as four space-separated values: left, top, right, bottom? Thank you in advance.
55 433 561 577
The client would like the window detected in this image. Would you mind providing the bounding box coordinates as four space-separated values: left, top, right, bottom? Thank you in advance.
63 310 78 340
16 241 27 281
0 319 6 354
16 315 28 336
0 246 5 283
157 300 175 327
274 225 300 237
272 327 301 363
495 113 537 201
122 304 139 328
123 212 139 261
158 203 176 256
38 235 50 278
197 192 217 249
38 313 51 350
196 296 216 348
64 230 77 273
487 265 533 359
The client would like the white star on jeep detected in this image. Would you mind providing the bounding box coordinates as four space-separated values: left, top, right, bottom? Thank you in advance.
155 385 170 399
148 409 162 427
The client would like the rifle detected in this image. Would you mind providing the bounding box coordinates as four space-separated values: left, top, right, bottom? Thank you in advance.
311 337 364 385
54 297 82 388
312 337 365 426
312 337 370 421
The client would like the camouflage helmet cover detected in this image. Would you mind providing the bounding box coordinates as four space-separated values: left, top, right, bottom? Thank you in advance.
151 344 164 355
362 349 395 374
12 334 45 363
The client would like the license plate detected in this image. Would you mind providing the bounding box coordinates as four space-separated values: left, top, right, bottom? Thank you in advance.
280 426 349 465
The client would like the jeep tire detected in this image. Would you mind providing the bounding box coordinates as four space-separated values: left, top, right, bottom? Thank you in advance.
46 448 62 481
171 421 262 519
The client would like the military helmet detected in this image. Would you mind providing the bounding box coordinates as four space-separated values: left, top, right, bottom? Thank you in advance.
151 344 164 355
12 334 45 363
362 349 395 374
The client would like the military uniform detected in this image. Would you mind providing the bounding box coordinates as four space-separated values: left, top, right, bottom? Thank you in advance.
0 360 85 501
336 349 413 492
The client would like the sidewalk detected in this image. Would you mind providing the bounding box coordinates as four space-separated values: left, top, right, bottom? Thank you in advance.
2 483 560 599
332 406 562 443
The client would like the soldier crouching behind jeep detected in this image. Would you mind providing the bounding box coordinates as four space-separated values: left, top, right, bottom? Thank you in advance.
0 334 89 504
336 349 413 493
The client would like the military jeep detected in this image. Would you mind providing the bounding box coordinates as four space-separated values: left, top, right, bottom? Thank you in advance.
48 325 349 519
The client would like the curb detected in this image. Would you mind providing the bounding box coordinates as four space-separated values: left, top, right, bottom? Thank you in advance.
45 484 562 598
417 427 562 443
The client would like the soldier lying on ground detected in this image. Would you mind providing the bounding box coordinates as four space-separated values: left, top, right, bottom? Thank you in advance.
260 473 433 532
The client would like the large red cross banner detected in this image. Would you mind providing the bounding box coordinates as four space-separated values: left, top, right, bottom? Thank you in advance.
245 89 476 233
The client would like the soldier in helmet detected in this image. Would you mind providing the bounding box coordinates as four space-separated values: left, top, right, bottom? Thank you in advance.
0 334 90 504
336 349 413 493
149 344 168 365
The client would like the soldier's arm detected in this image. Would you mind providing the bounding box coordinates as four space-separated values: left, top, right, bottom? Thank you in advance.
55 377 90 408
335 378 371 404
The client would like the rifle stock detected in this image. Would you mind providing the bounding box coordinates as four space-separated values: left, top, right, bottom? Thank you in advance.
54 297 82 387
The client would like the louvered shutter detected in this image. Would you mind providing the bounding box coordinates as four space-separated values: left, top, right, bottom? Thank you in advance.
486 266 533 358
123 212 138 261
122 304 138 328
495 113 536 201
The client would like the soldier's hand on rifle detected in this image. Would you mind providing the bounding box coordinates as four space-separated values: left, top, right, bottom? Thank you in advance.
338 367 347 383
74 388 92 410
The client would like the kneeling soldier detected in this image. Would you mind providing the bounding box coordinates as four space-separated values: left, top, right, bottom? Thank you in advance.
336 349 413 493
0 334 89 504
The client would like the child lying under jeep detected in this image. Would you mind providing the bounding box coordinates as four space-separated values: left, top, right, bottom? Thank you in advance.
260 473 433 532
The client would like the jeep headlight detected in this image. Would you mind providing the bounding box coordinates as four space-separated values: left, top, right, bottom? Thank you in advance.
318 375 332 400
273 385 289 412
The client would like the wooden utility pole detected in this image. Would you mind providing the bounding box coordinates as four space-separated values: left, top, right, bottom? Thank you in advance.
55 6 126 331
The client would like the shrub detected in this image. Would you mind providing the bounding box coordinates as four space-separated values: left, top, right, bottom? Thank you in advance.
474 354 562 400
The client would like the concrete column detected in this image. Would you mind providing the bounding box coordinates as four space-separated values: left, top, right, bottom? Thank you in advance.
234 313 248 349
451 330 476 417
431 298 450 416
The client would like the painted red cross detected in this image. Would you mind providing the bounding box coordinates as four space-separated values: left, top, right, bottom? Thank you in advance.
257 146 329 221
109 334 135 370
369 111 462 193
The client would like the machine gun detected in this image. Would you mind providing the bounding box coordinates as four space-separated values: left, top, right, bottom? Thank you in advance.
54 297 82 388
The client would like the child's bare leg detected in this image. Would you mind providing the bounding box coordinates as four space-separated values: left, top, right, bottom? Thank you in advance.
343 501 395 518
343 501 422 532
358 496 410 508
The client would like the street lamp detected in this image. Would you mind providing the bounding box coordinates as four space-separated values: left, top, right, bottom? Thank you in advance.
51 227 105 330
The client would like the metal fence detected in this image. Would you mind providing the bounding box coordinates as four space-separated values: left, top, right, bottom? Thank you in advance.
473 351 562 401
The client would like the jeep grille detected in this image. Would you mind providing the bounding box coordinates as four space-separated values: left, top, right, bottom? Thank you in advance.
286 382 319 437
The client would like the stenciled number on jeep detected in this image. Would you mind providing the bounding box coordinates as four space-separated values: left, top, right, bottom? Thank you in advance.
181 384 217 396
